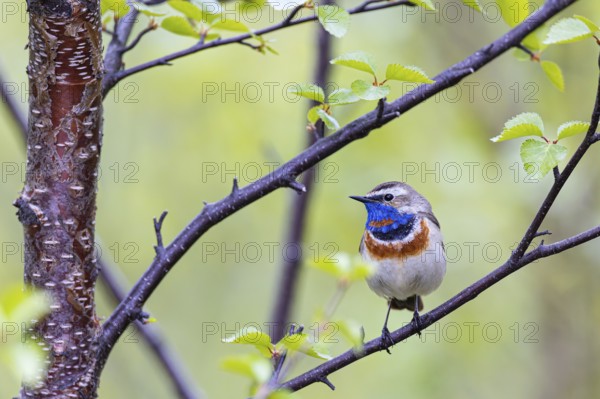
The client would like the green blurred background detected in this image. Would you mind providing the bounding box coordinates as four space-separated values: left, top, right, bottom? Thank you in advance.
1 0 600 397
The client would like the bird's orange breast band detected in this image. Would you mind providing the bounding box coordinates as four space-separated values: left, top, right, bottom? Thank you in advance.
364 219 430 260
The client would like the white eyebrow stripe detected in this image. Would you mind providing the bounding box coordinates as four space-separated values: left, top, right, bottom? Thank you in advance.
368 188 407 197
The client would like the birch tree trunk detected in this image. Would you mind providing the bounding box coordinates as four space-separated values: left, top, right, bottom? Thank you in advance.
15 0 104 397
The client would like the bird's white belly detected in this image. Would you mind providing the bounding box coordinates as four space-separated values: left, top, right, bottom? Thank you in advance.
364 234 446 300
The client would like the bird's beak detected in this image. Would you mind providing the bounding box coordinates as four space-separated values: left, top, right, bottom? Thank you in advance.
349 195 377 203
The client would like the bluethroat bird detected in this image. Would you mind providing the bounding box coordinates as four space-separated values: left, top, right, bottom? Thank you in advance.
350 181 446 351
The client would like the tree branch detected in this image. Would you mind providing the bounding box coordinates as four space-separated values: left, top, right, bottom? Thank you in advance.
512 51 600 261
280 42 600 392
103 6 141 79
269 0 334 343
102 0 417 95
281 225 600 392
99 0 579 361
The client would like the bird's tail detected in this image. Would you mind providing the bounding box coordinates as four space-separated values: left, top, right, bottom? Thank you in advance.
389 295 423 312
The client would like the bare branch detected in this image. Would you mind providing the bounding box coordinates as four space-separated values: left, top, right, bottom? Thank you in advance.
99 0 579 359
512 50 600 260
102 1 417 94
104 7 141 78
280 224 600 392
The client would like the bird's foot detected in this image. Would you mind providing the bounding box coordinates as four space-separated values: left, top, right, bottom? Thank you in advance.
412 311 423 337
381 326 394 354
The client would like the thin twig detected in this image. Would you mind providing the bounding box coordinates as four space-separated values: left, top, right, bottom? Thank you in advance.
533 230 552 238
355 0 389 12
121 22 158 54
99 0 579 364
283 4 306 26
239 40 261 51
515 43 539 61
154 211 169 259
102 1 417 95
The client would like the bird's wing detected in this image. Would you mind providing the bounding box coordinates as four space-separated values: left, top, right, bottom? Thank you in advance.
419 211 440 228
358 231 366 253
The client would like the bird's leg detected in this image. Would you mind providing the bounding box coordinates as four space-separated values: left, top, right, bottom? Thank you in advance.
381 300 394 354
411 295 423 337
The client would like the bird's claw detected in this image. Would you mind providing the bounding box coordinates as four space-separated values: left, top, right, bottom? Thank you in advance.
381 326 394 354
412 311 423 337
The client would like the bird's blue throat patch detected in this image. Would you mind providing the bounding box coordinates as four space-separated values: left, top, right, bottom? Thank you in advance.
363 202 416 241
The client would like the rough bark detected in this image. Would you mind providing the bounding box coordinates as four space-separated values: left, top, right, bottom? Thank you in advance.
15 0 103 397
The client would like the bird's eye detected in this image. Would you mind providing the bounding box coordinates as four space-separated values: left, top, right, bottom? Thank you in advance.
383 194 394 202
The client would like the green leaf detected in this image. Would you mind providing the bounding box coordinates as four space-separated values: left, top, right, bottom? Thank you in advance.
267 390 294 399
316 109 340 130
351 79 390 101
336 319 365 349
411 0 436 11
278 333 333 360
101 0 130 18
556 121 590 141
222 327 274 357
385 64 434 84
168 0 203 21
540 60 564 92
490 112 544 142
316 5 350 38
328 88 360 106
574 15 600 33
512 48 532 62
9 345 46 384
330 51 377 76
221 354 272 383
496 0 530 27
288 83 325 103
461 0 481 12
310 253 374 281
212 18 250 32
161 16 200 38
311 253 348 278
520 139 567 178
1 286 49 324
347 260 374 281
522 29 547 53
307 106 321 124
543 18 594 45
132 2 166 16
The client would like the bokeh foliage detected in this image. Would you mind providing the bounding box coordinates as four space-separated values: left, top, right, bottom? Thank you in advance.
1 0 599 397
